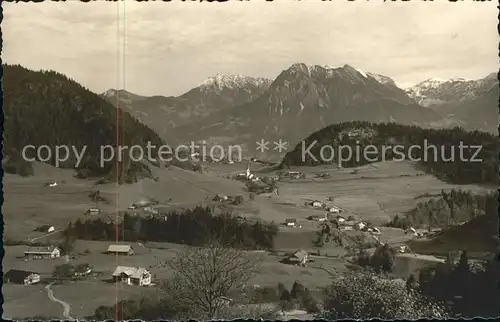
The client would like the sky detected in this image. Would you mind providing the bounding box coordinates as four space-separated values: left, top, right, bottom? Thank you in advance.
4 1 498 96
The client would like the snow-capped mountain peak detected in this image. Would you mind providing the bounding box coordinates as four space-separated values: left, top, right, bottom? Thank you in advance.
198 74 272 93
367 72 397 86
405 73 498 107
356 68 368 78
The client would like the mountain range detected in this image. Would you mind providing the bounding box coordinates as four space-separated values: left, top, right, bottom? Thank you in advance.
103 64 498 158
102 74 271 140
4 62 495 178
405 73 498 133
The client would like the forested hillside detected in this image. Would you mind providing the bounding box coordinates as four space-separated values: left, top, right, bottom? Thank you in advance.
388 189 497 230
281 121 498 185
3 64 164 183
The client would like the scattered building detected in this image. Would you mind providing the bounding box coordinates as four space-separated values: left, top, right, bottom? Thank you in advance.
47 226 55 233
4 269 41 285
285 249 309 267
213 194 229 202
311 200 324 208
106 244 134 256
130 197 157 209
112 266 151 286
355 222 366 230
285 219 298 227
236 165 258 181
405 227 417 235
336 215 346 223
85 208 102 215
315 172 332 178
281 171 304 180
24 246 61 260
327 206 341 213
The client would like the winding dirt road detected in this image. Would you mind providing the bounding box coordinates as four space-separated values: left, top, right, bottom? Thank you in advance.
45 282 74 320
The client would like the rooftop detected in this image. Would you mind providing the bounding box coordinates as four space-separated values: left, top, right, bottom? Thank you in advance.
112 266 150 279
25 246 59 253
5 269 39 279
107 245 132 252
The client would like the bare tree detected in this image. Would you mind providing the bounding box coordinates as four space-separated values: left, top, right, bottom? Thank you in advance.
162 241 264 320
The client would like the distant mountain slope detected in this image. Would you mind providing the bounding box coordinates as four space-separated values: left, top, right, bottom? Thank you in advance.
170 64 442 157
3 64 164 182
102 74 272 139
406 73 498 133
429 84 499 133
405 73 497 107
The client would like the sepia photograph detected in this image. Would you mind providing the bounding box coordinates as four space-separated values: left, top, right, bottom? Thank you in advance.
2 0 499 320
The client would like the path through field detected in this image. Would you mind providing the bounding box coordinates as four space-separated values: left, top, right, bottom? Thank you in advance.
45 282 74 320
29 229 63 242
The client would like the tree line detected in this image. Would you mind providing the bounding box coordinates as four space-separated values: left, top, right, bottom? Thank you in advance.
281 121 498 185
63 206 279 250
411 251 500 318
387 189 497 230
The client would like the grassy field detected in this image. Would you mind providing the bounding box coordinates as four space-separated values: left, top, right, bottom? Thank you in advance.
3 160 494 319
3 284 64 319
3 239 346 319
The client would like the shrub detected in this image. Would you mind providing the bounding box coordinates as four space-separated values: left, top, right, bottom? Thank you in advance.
233 195 244 205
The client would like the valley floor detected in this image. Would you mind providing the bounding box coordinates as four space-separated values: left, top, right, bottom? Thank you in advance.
2 160 494 319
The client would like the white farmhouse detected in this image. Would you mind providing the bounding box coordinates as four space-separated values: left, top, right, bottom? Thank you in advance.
112 266 151 286
285 218 298 227
24 246 61 260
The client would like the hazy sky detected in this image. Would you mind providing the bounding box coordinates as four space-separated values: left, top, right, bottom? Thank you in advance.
4 1 498 96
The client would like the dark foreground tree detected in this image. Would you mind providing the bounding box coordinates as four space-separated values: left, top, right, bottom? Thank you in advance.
161 240 266 319
52 264 75 280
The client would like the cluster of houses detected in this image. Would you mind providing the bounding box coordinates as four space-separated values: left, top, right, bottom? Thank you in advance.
337 218 381 234
404 227 437 238
128 197 159 210
305 200 342 213
84 196 162 218
7 243 153 287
